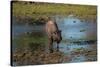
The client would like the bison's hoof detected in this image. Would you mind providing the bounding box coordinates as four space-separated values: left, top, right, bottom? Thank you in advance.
50 49 53 53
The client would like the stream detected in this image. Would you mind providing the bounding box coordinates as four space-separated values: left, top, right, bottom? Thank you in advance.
12 15 97 64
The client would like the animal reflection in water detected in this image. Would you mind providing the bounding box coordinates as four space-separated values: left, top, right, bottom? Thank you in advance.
45 17 62 53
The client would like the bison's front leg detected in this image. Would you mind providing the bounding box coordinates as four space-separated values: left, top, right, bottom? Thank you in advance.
57 43 59 51
48 37 53 53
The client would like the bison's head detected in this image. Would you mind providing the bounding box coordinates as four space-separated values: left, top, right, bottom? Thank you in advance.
53 30 62 44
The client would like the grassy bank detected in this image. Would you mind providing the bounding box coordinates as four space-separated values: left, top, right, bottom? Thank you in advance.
12 1 97 23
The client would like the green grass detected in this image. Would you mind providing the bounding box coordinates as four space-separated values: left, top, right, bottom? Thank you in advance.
12 1 97 20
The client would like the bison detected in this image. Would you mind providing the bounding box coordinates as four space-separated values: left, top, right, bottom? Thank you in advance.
45 17 62 53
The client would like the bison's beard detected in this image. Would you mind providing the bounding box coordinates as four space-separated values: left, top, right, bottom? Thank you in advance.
52 32 62 44
52 36 62 44
57 38 62 44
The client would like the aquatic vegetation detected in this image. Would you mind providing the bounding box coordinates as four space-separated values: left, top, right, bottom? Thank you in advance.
80 29 86 32
12 32 48 50
70 44 97 61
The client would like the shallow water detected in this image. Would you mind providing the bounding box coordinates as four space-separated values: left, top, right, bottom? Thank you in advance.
12 15 97 64
12 24 44 37
56 16 97 40
55 16 97 62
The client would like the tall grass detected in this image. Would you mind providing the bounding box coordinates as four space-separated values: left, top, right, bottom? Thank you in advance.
12 1 97 20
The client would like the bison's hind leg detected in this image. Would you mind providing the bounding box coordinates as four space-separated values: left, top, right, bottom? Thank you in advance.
48 37 53 53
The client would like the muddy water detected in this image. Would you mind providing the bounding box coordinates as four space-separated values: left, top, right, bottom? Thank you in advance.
12 15 97 63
